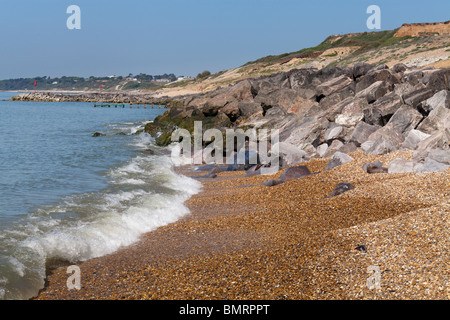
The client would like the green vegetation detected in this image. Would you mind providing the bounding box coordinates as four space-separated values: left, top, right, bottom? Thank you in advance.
196 70 212 80
242 29 413 67
0 73 178 91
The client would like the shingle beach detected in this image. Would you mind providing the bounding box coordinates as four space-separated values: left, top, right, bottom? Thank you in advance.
34 149 449 300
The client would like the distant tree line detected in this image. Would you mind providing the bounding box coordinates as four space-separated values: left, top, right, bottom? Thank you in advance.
0 73 178 91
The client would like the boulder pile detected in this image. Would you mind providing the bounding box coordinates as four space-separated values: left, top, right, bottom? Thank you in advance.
162 62 449 174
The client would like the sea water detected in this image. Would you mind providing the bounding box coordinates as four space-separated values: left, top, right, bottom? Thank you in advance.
0 92 201 299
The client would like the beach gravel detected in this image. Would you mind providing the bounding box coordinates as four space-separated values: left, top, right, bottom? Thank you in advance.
35 150 449 300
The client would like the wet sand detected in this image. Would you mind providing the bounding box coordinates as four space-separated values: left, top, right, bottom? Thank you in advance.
35 150 449 300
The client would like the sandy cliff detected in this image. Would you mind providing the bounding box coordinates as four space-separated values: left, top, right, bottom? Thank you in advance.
394 21 450 37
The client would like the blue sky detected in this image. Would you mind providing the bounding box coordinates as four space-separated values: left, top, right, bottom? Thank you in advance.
0 0 448 79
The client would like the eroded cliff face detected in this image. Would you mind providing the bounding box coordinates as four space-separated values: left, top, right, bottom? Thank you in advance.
394 21 450 37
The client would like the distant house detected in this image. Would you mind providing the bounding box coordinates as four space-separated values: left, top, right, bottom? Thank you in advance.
152 79 170 83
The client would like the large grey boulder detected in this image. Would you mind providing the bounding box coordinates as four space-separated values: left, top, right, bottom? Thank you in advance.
402 129 431 150
413 132 449 162
353 62 374 79
419 90 450 114
392 63 407 73
365 124 405 155
325 152 354 170
388 158 415 173
356 68 401 93
238 101 263 117
355 81 390 103
363 92 404 126
417 103 450 134
367 137 401 155
279 165 312 182
348 121 381 146
402 86 435 109
324 123 344 142
284 117 329 147
272 142 309 167
315 75 354 97
427 149 450 165
316 143 329 157
334 99 366 127
386 104 423 135
415 157 450 173
323 140 344 157
425 68 450 92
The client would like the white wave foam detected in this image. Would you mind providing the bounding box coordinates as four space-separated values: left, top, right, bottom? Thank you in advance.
1 159 201 300
117 178 146 185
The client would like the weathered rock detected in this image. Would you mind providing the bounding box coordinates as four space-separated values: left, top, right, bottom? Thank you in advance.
394 82 418 97
402 86 435 109
326 183 355 198
318 96 354 122
388 158 415 173
325 152 354 170
92 132 104 137
338 142 358 155
316 143 328 158
353 62 373 79
279 165 312 182
413 132 449 162
356 68 401 93
263 106 287 121
425 68 450 92
417 103 450 134
245 164 264 177
416 157 450 173
404 70 424 86
238 101 263 117
318 87 355 111
386 104 423 134
363 92 404 126
402 129 431 150
355 80 390 103
284 117 329 147
348 121 381 146
288 68 321 91
324 124 344 142
323 140 344 157
427 149 450 165
335 113 363 127
419 89 450 114
366 136 401 155
262 179 284 187
365 124 405 155
220 101 241 122
360 140 374 152
315 75 353 97
334 99 366 127
255 88 313 115
362 161 388 174
272 142 309 167
392 63 407 73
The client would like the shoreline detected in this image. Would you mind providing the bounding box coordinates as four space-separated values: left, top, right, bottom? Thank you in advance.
34 150 449 300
